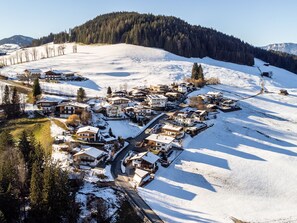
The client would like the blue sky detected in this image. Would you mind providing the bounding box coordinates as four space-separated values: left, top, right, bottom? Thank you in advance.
1 0 296 46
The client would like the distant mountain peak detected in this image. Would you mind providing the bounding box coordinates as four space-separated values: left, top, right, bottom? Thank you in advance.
262 43 297 55
0 35 33 47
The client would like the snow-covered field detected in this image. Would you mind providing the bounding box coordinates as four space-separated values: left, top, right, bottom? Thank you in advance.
138 60 297 222
2 43 297 222
0 43 281 97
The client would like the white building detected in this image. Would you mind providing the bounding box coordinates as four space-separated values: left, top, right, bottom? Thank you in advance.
73 147 107 167
133 168 152 187
130 151 160 171
145 134 175 153
76 126 100 142
178 84 188 93
147 95 168 108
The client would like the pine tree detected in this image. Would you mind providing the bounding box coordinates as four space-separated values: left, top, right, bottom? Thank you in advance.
198 64 204 80
3 85 10 105
109 128 114 137
191 63 199 80
29 162 43 208
11 87 21 118
0 130 14 151
18 131 31 164
107 86 112 95
32 78 42 98
76 87 86 102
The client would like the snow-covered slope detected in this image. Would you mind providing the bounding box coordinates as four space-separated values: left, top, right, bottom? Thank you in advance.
0 44 20 54
2 43 294 96
1 43 297 222
262 43 297 55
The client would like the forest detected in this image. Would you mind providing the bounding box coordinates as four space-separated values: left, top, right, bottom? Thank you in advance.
31 12 297 74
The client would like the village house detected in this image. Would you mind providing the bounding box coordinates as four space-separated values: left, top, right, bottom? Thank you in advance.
133 168 153 187
150 84 169 93
73 147 107 167
108 97 130 108
105 104 123 117
147 94 168 109
44 70 75 81
56 101 90 118
172 111 195 127
145 134 175 153
218 99 240 112
165 92 181 101
124 105 152 118
178 83 188 93
45 70 62 80
111 90 127 98
207 92 223 100
76 126 100 142
129 89 147 101
36 99 59 113
22 69 43 81
130 151 160 172
161 124 184 139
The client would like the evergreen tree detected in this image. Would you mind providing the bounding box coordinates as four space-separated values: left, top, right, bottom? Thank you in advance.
29 162 43 208
32 78 42 98
109 128 114 137
3 85 10 105
198 64 204 80
107 86 112 95
0 131 14 151
18 131 31 164
11 87 21 118
191 63 199 80
76 87 86 102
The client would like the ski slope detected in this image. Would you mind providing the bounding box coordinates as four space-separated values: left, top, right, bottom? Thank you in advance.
1 43 297 222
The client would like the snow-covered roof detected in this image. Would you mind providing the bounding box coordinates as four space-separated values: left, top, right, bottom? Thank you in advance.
147 94 168 100
77 126 99 134
130 151 159 164
73 147 106 158
134 168 150 178
207 92 223 97
24 68 42 73
146 134 174 144
162 124 183 132
109 97 130 102
57 101 89 108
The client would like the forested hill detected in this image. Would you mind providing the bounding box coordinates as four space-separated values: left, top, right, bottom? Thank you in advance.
32 12 297 74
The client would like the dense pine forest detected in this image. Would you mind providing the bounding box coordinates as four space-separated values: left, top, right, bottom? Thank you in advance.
32 12 297 74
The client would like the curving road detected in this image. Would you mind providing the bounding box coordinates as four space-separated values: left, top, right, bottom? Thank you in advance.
111 113 167 223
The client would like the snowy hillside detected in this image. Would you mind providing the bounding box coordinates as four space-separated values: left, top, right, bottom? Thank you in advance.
1 43 297 222
0 44 20 54
2 43 296 97
263 42 297 55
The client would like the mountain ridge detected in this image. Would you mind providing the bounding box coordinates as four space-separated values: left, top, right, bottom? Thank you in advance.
31 12 297 74
0 35 33 47
262 43 297 55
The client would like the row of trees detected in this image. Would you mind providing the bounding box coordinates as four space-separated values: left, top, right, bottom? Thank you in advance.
0 130 78 223
30 12 297 74
0 44 77 67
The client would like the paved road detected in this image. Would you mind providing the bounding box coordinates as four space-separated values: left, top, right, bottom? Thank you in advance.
111 113 167 223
